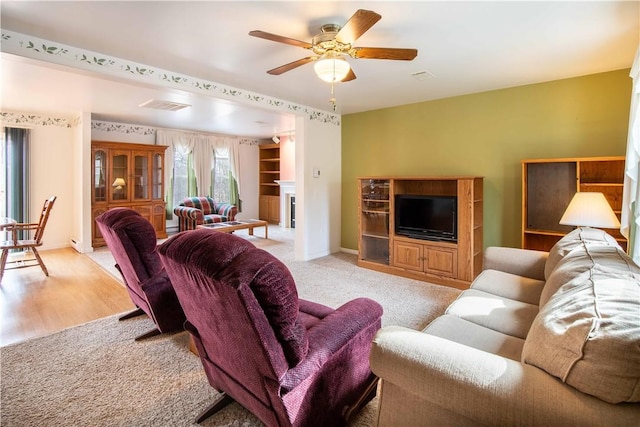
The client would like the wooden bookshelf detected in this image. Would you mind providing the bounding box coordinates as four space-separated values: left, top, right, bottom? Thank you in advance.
522 156 626 251
259 143 280 224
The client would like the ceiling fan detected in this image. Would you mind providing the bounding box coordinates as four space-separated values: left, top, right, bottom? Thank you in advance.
249 9 418 83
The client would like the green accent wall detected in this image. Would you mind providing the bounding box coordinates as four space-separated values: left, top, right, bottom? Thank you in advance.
342 69 632 250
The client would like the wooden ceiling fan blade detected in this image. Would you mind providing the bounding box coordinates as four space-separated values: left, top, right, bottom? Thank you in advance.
249 30 313 49
352 47 418 60
341 68 357 82
335 9 381 45
267 57 316 75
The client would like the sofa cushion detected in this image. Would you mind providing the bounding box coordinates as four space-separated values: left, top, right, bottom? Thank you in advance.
522 264 640 404
202 214 226 224
425 314 525 361
472 269 545 305
483 246 548 281
541 240 639 307
544 227 620 280
180 196 217 214
445 289 539 339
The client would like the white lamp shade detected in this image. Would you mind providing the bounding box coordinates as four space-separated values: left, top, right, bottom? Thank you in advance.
314 53 350 83
112 177 126 187
559 192 621 228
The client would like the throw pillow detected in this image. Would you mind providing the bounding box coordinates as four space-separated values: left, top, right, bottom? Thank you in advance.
522 264 640 404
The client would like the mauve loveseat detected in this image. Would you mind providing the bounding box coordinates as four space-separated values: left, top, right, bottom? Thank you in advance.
370 227 640 426
173 196 237 231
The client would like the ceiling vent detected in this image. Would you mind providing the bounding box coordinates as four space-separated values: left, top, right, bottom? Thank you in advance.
139 99 191 111
411 70 435 81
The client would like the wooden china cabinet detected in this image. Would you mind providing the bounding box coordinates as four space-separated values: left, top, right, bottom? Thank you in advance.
91 141 168 247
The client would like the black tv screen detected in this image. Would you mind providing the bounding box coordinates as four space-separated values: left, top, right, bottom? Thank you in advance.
394 195 457 242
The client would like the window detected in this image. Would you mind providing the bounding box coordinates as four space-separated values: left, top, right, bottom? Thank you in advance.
171 144 190 209
170 145 231 209
1 127 30 222
212 148 230 203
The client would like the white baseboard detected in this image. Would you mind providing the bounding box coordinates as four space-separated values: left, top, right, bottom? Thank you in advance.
340 247 358 255
69 238 92 253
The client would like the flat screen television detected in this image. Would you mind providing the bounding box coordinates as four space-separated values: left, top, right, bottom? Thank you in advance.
394 194 457 242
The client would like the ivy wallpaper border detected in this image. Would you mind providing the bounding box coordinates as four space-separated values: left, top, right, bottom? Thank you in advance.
91 121 156 136
0 111 80 128
1 30 340 127
91 120 260 145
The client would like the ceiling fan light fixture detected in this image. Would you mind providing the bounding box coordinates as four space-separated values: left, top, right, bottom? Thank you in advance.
314 52 350 83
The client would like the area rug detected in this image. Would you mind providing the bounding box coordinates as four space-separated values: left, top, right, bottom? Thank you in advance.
1 313 385 426
85 226 461 330
4 227 461 425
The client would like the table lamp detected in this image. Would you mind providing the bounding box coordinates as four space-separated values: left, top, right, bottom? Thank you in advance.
559 192 620 229
112 177 126 191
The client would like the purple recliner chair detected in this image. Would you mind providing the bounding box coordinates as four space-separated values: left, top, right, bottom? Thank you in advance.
95 208 185 341
158 228 383 426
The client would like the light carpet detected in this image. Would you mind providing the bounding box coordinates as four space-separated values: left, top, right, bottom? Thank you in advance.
1 226 461 426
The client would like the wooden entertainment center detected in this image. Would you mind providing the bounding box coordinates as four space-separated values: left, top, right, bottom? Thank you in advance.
357 176 483 289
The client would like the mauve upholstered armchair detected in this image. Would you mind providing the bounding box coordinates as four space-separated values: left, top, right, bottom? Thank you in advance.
158 229 383 426
95 208 185 341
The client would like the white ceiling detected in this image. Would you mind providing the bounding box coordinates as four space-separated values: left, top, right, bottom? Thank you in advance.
1 1 638 139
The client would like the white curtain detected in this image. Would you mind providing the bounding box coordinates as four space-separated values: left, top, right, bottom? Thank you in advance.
620 46 640 263
191 134 214 195
156 129 193 198
156 129 242 200
224 137 241 194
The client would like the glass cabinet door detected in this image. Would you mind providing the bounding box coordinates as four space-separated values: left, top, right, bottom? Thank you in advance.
152 152 163 199
359 179 390 264
111 152 129 201
93 149 107 203
133 152 149 200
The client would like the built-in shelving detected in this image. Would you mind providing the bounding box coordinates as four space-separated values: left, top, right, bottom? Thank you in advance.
259 143 281 224
522 156 626 251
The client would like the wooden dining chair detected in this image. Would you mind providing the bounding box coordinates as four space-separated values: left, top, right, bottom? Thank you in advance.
0 196 57 283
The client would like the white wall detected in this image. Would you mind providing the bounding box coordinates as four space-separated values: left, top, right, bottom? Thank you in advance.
294 116 342 260
235 142 260 220
280 135 296 181
28 124 76 251
72 112 93 253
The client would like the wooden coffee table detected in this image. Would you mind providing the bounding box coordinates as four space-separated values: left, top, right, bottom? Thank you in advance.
197 219 268 239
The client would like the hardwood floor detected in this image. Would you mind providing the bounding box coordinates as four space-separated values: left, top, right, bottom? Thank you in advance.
0 247 134 347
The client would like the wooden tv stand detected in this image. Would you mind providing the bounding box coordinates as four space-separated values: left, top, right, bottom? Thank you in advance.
357 176 483 289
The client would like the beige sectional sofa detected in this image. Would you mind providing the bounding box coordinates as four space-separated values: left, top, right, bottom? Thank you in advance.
370 227 640 426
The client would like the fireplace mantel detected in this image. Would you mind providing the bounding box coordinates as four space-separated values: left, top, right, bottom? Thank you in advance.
275 180 295 228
